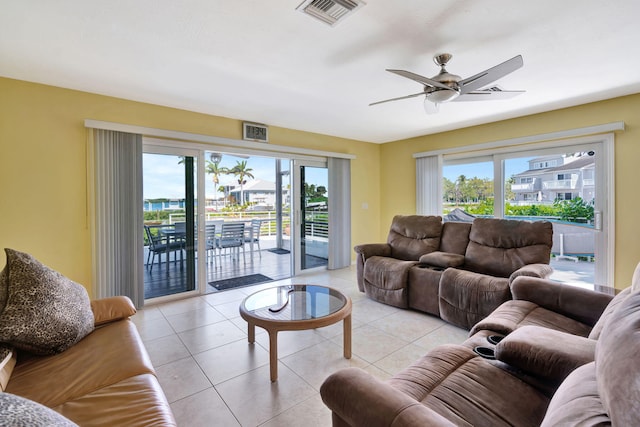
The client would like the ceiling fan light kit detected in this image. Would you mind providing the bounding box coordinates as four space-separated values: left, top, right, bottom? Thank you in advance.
371 53 525 114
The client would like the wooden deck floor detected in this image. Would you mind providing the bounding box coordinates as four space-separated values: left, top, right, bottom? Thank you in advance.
144 239 326 299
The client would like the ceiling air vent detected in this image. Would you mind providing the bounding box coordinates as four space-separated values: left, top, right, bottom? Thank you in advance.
296 0 365 26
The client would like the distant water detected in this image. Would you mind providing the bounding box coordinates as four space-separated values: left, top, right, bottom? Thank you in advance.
144 200 186 211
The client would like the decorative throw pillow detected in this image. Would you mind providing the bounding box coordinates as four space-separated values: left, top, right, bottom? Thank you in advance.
0 249 94 355
0 392 79 426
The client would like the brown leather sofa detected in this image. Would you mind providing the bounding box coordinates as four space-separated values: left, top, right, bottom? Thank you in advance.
4 296 176 426
355 215 554 329
321 264 640 427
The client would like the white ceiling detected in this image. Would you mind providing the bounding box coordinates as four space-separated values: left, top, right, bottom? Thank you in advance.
2 1 640 143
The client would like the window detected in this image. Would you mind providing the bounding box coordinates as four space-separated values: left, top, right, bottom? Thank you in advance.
533 159 557 169
415 130 616 288
442 159 494 216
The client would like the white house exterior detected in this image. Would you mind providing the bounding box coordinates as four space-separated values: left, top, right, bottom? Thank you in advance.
511 154 595 205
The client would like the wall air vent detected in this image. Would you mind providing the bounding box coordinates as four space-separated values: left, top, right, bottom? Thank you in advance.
296 0 365 26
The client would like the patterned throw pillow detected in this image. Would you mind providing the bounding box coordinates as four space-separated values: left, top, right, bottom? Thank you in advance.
0 392 79 426
0 249 94 355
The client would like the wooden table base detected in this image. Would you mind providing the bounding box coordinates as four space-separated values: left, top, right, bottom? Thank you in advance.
246 314 352 382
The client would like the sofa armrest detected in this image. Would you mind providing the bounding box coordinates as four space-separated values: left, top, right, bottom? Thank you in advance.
91 296 137 327
321 367 455 427
511 276 613 326
419 251 465 269
495 325 596 384
508 263 554 282
354 243 391 259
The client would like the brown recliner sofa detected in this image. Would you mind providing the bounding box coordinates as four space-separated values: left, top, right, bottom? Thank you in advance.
355 215 554 329
4 296 176 426
321 264 640 427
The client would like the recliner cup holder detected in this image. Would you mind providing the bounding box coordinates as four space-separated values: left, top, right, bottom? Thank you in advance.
473 346 496 359
487 335 504 345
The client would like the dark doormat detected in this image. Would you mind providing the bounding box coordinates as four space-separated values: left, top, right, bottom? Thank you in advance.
267 248 290 255
209 274 273 291
304 254 328 269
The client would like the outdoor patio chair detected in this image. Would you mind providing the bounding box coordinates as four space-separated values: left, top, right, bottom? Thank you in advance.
216 222 246 266
245 219 263 259
144 224 184 271
204 222 217 266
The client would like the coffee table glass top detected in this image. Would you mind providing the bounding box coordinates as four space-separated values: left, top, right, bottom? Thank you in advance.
242 285 347 321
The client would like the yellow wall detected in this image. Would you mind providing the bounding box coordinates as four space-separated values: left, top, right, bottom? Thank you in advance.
0 77 381 296
381 93 640 289
2 75 638 292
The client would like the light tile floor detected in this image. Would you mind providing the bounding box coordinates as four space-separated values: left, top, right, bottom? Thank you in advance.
132 265 470 427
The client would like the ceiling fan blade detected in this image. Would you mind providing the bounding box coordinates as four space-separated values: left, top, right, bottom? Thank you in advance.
386 69 455 91
454 88 525 102
369 91 426 106
459 55 523 95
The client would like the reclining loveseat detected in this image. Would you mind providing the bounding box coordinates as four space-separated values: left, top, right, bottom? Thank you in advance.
355 215 554 329
321 263 640 426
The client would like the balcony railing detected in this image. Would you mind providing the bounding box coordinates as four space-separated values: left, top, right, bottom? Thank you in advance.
543 179 577 190
152 210 329 240
511 183 536 191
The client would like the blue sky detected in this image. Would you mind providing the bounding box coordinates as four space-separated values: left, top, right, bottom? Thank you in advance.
143 153 328 199
443 157 533 182
144 152 534 199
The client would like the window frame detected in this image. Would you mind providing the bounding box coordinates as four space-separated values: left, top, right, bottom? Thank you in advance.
416 132 615 286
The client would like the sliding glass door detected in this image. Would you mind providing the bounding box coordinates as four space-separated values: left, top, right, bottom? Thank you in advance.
142 139 341 300
142 147 199 300
293 160 329 274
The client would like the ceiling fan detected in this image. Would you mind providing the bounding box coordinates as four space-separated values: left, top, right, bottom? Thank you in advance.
371 53 525 113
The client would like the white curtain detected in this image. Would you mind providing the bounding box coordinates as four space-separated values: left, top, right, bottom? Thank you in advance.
327 157 351 270
416 155 442 215
90 129 144 307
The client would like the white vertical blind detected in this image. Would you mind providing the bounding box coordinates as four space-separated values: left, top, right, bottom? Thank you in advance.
90 129 144 307
328 157 351 269
416 155 442 215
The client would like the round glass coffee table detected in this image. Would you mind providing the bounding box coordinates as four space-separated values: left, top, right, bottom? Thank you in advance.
239 284 352 381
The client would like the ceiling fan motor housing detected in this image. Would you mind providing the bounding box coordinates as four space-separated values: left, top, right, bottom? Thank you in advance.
426 53 461 103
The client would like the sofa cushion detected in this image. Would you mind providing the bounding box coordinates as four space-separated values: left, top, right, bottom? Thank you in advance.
54 373 176 427
439 221 472 254
439 268 511 329
589 261 640 339
387 215 442 261
0 392 79 426
464 218 553 277
469 300 594 337
389 344 549 427
0 249 94 355
587 288 630 340
6 320 155 408
363 256 416 308
540 362 609 426
595 289 640 426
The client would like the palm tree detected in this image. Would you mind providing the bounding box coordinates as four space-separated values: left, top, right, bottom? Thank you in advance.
205 160 228 210
230 160 254 205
